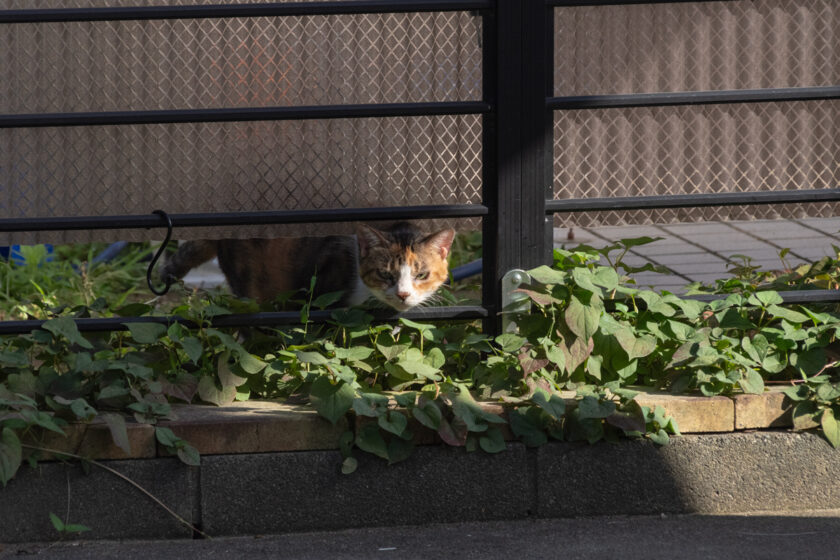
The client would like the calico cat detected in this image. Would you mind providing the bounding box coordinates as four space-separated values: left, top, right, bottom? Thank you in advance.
160 222 455 311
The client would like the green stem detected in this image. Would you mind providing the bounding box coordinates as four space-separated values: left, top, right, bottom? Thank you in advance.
21 443 211 540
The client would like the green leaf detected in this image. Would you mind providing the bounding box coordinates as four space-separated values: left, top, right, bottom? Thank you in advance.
767 305 809 324
514 288 560 307
532 388 566 420
508 407 548 447
792 401 819 431
577 396 616 419
591 267 619 291
816 383 840 402
397 349 442 379
739 369 765 395
479 426 506 453
820 409 840 448
399 318 437 341
412 400 443 430
715 308 756 331
0 350 29 367
571 268 602 295
20 409 65 436
376 342 409 362
449 388 506 432
69 398 96 421
526 266 567 284
155 426 180 448
311 291 344 309
780 384 810 402
0 427 22 487
101 413 131 455
378 410 409 438
355 423 389 460
197 376 236 406
495 333 527 353
123 322 167 344
648 429 670 445
42 317 93 349
545 344 566 371
393 392 416 409
387 437 415 464
180 337 204 364
217 352 247 388
564 336 594 373
295 351 330 365
748 291 783 307
176 443 201 466
670 298 705 320
617 236 663 249
565 296 600 340
115 302 155 317
334 346 374 362
638 291 675 317
309 376 355 425
49 512 65 532
352 395 384 418
341 456 358 475
614 328 656 360
791 348 826 377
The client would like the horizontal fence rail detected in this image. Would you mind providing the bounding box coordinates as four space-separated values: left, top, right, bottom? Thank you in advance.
546 189 840 213
0 306 489 336
0 205 489 233
0 0 491 23
0 103 492 129
548 86 840 111
549 0 739 6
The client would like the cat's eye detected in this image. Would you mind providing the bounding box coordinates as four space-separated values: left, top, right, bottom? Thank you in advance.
378 270 395 283
415 271 429 281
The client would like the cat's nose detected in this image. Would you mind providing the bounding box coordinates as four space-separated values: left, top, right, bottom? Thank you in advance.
397 291 410 301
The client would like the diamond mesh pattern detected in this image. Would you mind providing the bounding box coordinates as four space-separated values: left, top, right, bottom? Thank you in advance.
1 115 482 244
0 3 482 243
554 0 840 96
553 0 840 227
553 100 840 227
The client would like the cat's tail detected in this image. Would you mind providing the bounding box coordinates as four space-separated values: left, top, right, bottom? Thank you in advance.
159 240 218 286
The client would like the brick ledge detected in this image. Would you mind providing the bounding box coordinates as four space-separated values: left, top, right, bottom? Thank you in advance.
30 387 795 460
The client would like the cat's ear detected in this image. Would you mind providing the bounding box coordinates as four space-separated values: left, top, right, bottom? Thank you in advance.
356 224 389 258
423 228 456 260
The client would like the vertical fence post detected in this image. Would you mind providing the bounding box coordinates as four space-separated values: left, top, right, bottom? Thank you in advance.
482 0 553 334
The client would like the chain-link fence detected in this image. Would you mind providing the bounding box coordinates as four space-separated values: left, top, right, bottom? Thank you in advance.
553 0 840 228
0 2 483 243
1 0 838 239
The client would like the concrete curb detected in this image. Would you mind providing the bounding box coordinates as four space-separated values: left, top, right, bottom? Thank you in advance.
4 387 836 544
4 431 838 543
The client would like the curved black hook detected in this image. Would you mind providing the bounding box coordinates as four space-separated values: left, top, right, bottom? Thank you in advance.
146 209 174 296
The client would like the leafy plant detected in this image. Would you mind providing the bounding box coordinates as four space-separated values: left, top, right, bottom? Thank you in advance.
782 375 840 447
49 512 91 536
1 235 840 497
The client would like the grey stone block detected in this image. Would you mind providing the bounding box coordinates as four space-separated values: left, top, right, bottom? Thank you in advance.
201 443 533 536
536 439 686 517
536 432 840 518
0 458 197 543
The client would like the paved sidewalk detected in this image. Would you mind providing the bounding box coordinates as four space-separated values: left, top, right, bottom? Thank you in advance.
5 510 840 560
182 218 840 295
557 217 840 293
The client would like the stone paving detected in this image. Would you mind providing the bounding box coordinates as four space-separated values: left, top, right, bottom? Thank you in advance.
556 217 840 293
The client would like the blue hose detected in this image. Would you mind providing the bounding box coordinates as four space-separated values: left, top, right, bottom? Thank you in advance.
449 258 482 283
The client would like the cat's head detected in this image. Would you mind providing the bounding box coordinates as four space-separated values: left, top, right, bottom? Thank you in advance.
356 222 455 311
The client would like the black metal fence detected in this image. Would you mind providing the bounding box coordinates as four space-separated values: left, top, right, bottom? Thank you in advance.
1 0 840 336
